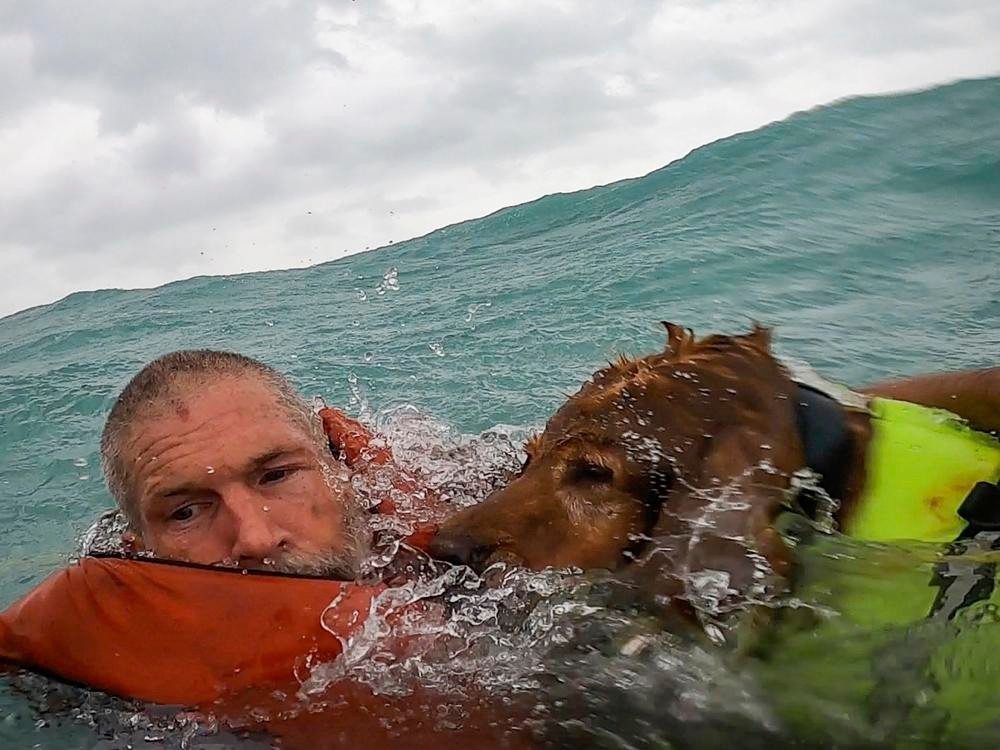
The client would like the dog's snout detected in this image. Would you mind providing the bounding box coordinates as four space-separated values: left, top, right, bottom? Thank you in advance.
428 531 495 570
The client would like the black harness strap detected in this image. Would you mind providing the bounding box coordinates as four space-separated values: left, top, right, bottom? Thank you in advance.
792 383 855 518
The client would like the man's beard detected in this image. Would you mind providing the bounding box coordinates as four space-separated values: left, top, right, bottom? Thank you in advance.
261 548 360 579
260 502 371 579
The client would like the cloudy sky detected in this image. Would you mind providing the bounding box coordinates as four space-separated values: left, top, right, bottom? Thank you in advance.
1 1 998 318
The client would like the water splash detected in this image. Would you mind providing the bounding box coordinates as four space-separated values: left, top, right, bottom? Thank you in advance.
375 266 400 295
464 302 492 324
368 406 528 509
344 372 371 422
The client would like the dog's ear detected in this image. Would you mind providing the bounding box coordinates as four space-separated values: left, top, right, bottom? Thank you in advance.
661 321 695 360
636 428 792 617
747 322 773 351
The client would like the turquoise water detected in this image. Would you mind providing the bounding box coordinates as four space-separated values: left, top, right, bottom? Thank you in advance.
1 75 999 748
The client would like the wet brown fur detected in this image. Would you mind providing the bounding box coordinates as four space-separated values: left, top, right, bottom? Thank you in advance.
430 323 840 613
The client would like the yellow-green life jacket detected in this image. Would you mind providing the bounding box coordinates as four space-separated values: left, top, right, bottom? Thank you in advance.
754 398 1000 746
843 398 1000 543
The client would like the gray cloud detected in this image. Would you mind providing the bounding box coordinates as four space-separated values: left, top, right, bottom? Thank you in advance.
1 0 998 318
824 0 1000 57
0 33 38 122
131 109 206 178
0 0 343 130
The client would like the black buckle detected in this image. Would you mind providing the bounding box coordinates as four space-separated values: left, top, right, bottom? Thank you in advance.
956 481 1000 540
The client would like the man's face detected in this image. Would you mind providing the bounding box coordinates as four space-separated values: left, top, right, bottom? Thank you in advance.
123 375 358 574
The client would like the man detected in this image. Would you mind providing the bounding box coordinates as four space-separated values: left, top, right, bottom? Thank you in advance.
0 350 436 712
99 349 371 577
1 349 480 726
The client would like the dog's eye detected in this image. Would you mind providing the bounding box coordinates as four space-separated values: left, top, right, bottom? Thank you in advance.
571 460 614 483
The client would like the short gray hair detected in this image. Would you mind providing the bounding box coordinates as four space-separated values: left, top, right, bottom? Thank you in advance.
100 350 323 526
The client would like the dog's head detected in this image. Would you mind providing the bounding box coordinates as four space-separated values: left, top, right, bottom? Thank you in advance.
430 323 805 601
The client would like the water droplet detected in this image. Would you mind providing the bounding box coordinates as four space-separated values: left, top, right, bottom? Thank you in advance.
375 266 400 295
429 342 445 357
464 301 492 323
262 505 271 512
356 289 368 301
73 457 88 468
206 466 215 474
264 320 274 327
363 351 374 363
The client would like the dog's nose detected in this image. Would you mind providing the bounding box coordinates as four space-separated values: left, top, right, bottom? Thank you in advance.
428 531 495 569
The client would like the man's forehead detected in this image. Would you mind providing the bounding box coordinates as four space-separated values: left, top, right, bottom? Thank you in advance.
168 371 277 403
128 374 305 448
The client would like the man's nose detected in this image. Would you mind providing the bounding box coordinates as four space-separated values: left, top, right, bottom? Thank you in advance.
225 490 288 564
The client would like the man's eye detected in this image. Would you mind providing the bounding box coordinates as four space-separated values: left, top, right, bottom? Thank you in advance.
260 467 296 485
169 505 198 523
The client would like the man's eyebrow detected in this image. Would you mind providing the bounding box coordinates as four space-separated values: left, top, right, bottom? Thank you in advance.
245 446 310 471
155 483 206 501
147 447 312 502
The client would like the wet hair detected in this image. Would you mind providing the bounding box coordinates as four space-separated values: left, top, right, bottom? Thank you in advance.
100 350 325 527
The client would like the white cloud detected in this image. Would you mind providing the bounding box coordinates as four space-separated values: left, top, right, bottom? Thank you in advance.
0 0 998 317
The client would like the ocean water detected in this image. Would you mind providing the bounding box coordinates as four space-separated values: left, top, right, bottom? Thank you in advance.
1 75 998 748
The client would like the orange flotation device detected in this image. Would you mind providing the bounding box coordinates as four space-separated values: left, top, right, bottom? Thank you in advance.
0 555 383 706
0 408 394 704
0 410 535 748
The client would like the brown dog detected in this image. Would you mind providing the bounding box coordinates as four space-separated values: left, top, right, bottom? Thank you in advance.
429 323 998 615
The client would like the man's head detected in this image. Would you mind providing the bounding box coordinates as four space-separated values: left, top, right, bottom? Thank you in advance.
101 350 366 577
